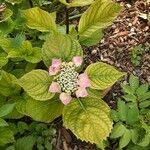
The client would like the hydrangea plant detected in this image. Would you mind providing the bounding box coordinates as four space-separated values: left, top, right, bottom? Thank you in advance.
0 0 124 149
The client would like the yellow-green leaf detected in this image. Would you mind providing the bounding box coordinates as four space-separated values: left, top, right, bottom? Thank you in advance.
17 70 54 101
78 0 122 41
22 7 57 32
63 97 113 148
16 95 63 123
85 62 125 90
59 0 94 7
42 32 83 67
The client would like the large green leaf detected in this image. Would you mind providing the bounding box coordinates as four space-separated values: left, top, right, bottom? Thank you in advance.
0 70 20 96
59 0 94 7
22 7 57 32
63 97 112 148
0 127 15 146
78 0 122 41
85 62 125 90
42 32 83 67
16 95 63 123
17 70 54 101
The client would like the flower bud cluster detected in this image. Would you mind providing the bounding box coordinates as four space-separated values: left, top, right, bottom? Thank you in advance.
56 62 79 93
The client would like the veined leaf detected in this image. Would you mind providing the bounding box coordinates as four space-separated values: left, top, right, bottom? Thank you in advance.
42 32 83 67
129 75 139 92
17 70 54 101
0 127 15 146
22 7 57 32
59 0 94 7
63 97 112 148
16 95 63 123
0 70 20 96
78 0 122 41
85 62 125 90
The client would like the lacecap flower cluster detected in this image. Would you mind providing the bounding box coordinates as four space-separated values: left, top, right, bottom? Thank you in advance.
48 56 91 105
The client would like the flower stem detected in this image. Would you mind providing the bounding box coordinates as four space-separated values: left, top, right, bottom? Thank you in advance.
65 0 69 34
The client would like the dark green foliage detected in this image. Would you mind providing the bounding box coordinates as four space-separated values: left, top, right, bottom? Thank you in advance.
111 75 150 149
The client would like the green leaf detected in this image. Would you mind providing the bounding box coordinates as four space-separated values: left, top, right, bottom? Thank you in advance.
117 99 128 121
121 84 134 95
80 29 104 46
119 129 131 149
16 95 63 123
126 104 139 125
8 41 42 63
136 83 149 96
0 70 20 96
22 7 57 32
63 97 112 148
0 103 15 117
85 62 125 90
42 32 83 67
0 9 13 23
59 0 94 7
123 94 137 102
17 70 54 101
129 75 139 92
110 110 119 122
0 118 8 127
0 127 15 146
15 135 36 150
78 0 122 41
139 100 150 108
110 123 126 138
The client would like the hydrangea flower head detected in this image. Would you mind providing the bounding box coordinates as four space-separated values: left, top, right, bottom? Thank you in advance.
48 56 90 105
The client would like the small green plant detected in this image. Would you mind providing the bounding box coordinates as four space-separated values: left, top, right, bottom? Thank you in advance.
110 75 150 149
0 121 56 150
131 44 142 66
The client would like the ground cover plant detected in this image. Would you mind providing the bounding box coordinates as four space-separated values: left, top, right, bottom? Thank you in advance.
0 0 149 150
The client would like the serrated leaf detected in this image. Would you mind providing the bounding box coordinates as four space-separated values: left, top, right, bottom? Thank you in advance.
0 9 13 23
110 110 119 122
17 70 54 101
78 0 122 41
123 94 137 102
0 127 15 146
0 70 20 96
139 101 150 108
63 97 112 148
22 7 57 32
16 95 63 123
140 92 150 101
121 84 134 95
42 32 83 67
0 103 15 117
119 129 131 149
136 83 149 96
0 118 8 127
59 0 94 7
85 62 125 90
111 123 126 138
129 75 139 92
117 99 128 121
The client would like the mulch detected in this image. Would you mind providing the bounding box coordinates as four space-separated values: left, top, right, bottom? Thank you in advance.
52 0 150 149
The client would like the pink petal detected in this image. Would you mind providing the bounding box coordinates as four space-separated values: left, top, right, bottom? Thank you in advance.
49 82 61 93
75 87 88 98
52 59 62 68
77 73 91 88
59 92 72 105
49 66 60 75
72 56 82 67
49 59 62 75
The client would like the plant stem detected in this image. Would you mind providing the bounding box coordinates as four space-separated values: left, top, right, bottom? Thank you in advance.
29 0 33 7
66 0 70 34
